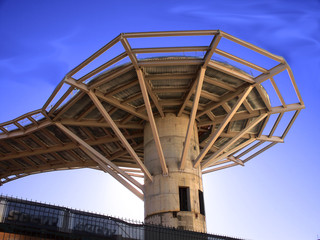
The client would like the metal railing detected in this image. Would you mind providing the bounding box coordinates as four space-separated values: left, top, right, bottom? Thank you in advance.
0 196 243 240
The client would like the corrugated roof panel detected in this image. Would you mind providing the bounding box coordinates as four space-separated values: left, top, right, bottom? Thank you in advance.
0 144 10 154
151 78 192 88
69 126 89 140
202 81 228 96
227 98 247 112
144 63 198 75
34 131 56 147
15 158 31 167
214 137 231 148
128 98 145 108
5 139 26 151
97 69 137 93
62 94 92 119
84 101 113 120
46 126 72 143
206 67 245 88
247 117 264 134
87 127 107 138
28 156 43 165
247 88 267 110
231 119 247 132
212 106 227 116
157 92 184 100
114 85 141 101
72 148 92 161
111 109 128 121
21 137 41 149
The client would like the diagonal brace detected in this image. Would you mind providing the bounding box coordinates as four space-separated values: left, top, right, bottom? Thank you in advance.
55 122 144 194
136 69 169 175
193 86 254 168
201 113 268 169
180 67 206 170
88 90 153 181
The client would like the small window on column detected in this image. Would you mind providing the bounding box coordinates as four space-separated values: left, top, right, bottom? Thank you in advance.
198 190 205 216
179 187 190 211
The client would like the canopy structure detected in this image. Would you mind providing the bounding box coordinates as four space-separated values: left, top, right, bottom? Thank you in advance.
0 30 304 202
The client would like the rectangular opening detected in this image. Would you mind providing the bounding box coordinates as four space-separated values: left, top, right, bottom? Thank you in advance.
199 190 205 216
179 187 190 211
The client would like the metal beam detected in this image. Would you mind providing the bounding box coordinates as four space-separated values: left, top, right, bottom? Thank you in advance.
78 52 128 83
207 138 256 168
88 91 153 181
270 77 286 107
123 30 218 38
220 31 285 63
204 76 236 92
143 78 164 118
282 110 301 139
178 77 198 117
60 119 143 129
55 122 144 192
207 61 255 83
0 120 52 140
136 69 168 175
286 64 304 105
236 141 264 159
89 64 134 90
121 37 168 175
270 103 305 114
201 113 268 169
197 83 250 118
180 67 206 170
139 58 203 67
132 46 208 54
194 86 253 168
80 146 143 200
203 32 221 68
95 90 149 121
254 63 286 84
243 142 277 163
268 112 284 137
66 34 121 78
202 162 238 174
215 49 268 73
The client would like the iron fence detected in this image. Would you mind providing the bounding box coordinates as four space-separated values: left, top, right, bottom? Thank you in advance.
0 196 243 240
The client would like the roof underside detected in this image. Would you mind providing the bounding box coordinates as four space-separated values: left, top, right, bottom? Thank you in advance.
0 30 304 196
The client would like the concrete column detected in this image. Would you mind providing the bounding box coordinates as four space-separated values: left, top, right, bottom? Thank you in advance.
144 113 206 232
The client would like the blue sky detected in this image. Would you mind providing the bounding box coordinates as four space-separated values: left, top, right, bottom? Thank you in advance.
0 0 319 239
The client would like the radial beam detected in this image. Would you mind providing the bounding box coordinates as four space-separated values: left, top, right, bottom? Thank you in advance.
55 122 144 192
121 37 164 117
95 91 149 121
197 84 250 118
194 86 253 168
136 69 168 175
120 36 168 176
177 78 198 117
207 138 256 168
202 162 239 174
180 67 206 170
243 142 277 164
201 113 268 169
60 119 143 129
88 91 153 181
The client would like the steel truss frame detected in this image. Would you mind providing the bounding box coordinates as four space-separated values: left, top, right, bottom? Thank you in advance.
0 30 304 198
